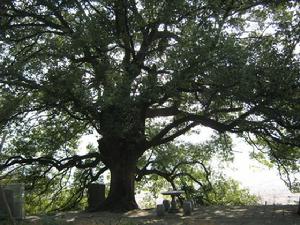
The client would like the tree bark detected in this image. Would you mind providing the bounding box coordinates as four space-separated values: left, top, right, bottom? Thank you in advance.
95 105 146 212
96 134 144 212
101 162 138 211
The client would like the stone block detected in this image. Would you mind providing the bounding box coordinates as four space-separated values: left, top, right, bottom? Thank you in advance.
0 184 25 220
87 183 105 210
188 199 194 211
163 199 170 211
0 189 14 220
183 201 192 216
156 204 165 216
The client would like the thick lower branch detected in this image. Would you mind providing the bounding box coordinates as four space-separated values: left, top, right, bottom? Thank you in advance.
0 152 101 171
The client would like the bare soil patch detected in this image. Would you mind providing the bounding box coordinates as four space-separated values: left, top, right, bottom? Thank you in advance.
16 205 300 225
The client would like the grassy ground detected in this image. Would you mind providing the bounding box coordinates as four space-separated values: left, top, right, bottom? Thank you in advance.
1 205 299 225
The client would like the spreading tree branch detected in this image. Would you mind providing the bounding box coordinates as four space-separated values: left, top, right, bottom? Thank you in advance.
0 152 101 172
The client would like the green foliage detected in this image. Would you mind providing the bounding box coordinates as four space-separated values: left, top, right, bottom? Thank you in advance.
179 177 259 206
246 135 300 192
0 0 299 211
205 179 259 206
137 169 259 207
137 136 257 206
24 185 87 215
250 151 273 169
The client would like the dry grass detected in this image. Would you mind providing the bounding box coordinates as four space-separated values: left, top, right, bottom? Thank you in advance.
7 205 299 225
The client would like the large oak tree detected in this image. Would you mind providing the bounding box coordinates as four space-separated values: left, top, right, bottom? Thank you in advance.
0 0 299 211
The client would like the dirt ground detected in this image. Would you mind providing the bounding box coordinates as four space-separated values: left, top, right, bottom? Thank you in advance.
14 205 300 225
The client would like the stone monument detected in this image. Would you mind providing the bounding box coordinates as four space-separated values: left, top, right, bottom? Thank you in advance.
87 183 106 210
0 183 24 220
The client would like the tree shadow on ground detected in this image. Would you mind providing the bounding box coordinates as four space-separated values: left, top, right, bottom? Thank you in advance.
22 205 300 225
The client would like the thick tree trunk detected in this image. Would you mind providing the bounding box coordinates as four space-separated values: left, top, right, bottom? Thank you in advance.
100 163 138 211
96 135 144 212
95 105 146 212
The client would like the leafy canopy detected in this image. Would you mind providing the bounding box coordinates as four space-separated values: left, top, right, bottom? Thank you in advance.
0 0 299 210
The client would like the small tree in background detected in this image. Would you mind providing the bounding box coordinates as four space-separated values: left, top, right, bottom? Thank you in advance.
136 135 258 207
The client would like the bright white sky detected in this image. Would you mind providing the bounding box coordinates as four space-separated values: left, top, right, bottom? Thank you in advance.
79 127 299 205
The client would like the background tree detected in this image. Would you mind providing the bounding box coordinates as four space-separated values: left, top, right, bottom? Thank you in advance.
0 0 299 211
135 133 258 207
